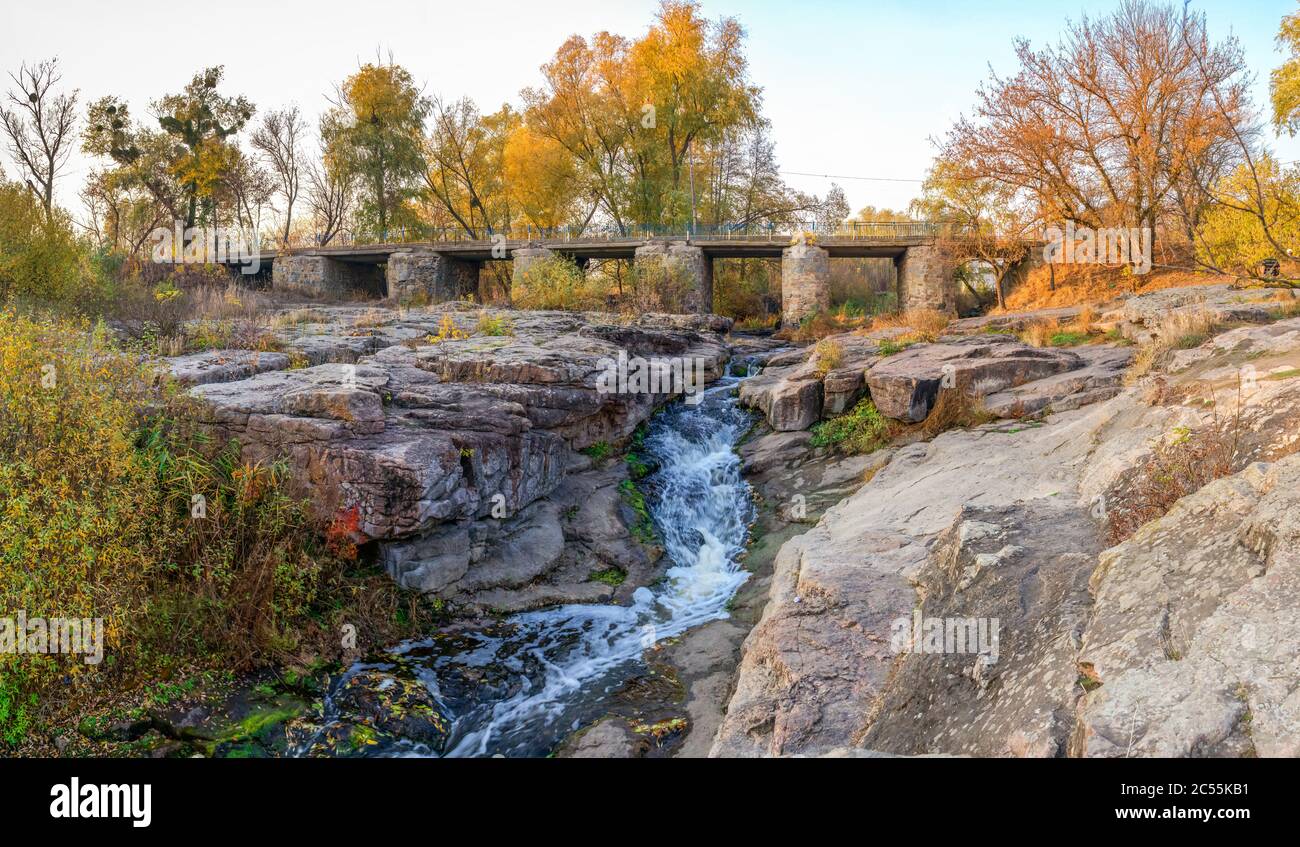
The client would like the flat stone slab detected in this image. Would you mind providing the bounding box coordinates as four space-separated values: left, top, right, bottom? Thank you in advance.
166 349 291 386
866 335 1083 422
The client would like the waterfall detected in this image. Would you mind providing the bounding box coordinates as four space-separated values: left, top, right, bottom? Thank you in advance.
301 362 758 758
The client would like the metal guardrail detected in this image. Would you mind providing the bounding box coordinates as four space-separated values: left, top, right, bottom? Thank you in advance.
280 220 963 250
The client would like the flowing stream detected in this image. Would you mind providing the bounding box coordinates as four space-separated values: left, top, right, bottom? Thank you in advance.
301 364 758 757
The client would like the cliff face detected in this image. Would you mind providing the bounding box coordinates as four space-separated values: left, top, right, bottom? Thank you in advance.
169 303 732 611
713 292 1300 758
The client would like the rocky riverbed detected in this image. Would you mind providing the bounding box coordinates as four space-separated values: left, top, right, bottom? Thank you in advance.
155 282 1300 758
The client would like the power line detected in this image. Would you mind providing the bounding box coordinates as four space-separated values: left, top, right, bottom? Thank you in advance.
781 170 924 184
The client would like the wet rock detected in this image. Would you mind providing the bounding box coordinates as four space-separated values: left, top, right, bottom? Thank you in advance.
328 666 451 752
558 718 641 758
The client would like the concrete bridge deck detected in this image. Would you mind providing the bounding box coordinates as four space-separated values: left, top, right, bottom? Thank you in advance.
257 234 932 264
243 225 1031 320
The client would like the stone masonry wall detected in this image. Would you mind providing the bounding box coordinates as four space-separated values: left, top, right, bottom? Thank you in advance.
896 245 955 314
781 244 830 324
633 241 713 314
273 254 382 298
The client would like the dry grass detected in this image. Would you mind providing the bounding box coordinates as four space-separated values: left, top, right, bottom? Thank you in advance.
918 387 995 437
1020 319 1058 348
775 310 854 342
1004 266 1234 311
813 337 844 377
351 308 391 329
1125 307 1220 383
270 307 330 328
1105 408 1243 544
868 308 953 343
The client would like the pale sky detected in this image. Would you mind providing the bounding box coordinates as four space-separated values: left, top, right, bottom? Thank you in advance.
2 0 1298 218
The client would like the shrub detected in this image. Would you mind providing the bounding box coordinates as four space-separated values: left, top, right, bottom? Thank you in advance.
1125 307 1220 382
1105 417 1242 544
810 398 893 454
475 311 513 336
0 180 97 309
870 308 952 343
512 255 601 311
0 309 428 748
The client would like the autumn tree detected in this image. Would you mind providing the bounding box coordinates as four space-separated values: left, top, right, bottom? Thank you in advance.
503 123 583 231
324 60 429 238
83 97 188 252
1272 3 1300 135
522 1 759 232
153 67 255 229
251 106 306 245
1196 156 1300 275
1 59 78 218
422 98 514 237
941 0 1248 243
912 157 1036 308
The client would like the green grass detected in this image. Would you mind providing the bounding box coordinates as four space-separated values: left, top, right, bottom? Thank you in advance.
877 339 912 357
618 479 657 544
810 398 893 454
1175 332 1208 349
624 452 652 480
581 441 612 461
588 567 626 587
1049 331 1090 347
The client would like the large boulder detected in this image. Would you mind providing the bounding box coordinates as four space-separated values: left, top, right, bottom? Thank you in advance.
1075 456 1300 757
866 335 1083 422
737 333 881 430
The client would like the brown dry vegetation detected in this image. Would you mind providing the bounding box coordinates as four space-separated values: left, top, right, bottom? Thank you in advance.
1004 265 1239 311
1105 414 1243 544
867 308 953 343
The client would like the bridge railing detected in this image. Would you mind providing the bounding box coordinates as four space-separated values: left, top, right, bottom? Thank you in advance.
281 220 965 250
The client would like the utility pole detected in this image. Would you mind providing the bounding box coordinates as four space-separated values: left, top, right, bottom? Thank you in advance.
688 145 697 238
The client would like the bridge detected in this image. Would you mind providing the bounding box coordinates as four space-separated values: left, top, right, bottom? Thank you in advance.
256 222 1003 321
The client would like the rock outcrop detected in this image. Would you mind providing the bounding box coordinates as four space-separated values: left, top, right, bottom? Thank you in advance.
865 335 1083 422
714 283 1300 758
170 304 730 608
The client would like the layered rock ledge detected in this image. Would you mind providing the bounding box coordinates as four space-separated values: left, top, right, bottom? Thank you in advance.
168 304 731 610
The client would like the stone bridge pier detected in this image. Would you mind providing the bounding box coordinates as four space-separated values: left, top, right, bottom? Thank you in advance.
895 245 954 313
781 243 831 324
633 241 713 313
273 253 385 298
509 246 556 301
387 250 480 302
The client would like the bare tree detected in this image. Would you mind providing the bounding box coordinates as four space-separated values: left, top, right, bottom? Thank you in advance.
1 58 79 217
251 106 305 245
305 158 353 246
